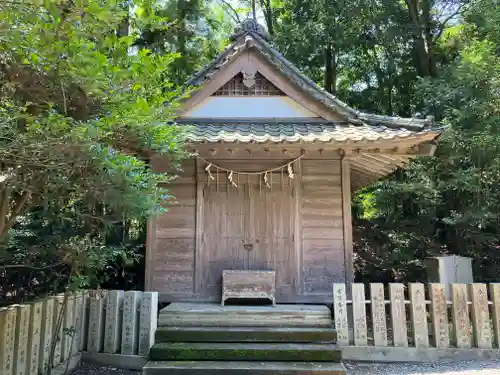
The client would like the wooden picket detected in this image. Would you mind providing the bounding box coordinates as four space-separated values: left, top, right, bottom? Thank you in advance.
333 282 500 350
0 290 158 375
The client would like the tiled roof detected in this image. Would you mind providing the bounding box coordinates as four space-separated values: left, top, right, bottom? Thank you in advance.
185 19 437 131
177 120 441 144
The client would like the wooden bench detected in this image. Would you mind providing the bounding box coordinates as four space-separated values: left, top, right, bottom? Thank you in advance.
222 270 276 306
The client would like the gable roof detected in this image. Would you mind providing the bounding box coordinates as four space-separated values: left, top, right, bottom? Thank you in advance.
183 19 437 132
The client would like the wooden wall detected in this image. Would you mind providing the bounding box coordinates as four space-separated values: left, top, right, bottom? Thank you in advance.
147 158 197 300
300 159 345 299
147 155 350 303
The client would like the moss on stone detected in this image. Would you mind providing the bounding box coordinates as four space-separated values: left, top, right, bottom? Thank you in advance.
149 343 342 362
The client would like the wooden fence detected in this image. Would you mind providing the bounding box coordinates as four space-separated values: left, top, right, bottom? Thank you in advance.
0 290 158 375
333 283 500 350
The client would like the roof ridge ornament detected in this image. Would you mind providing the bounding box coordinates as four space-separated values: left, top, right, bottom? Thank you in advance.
231 18 270 41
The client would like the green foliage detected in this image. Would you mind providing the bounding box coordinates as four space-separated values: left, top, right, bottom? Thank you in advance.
355 0 500 282
242 0 500 281
134 0 235 83
0 0 188 299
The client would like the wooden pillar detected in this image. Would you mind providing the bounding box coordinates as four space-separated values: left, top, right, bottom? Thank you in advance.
352 283 367 346
139 292 158 356
0 307 17 375
451 284 471 348
370 283 387 347
88 291 106 353
121 291 142 355
389 283 408 347
39 298 54 374
194 158 204 295
26 301 43 375
104 290 124 354
13 304 30 375
429 283 449 348
332 283 349 345
341 157 353 288
409 283 429 348
145 216 156 291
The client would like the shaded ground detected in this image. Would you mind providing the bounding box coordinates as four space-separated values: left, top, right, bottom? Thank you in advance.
69 363 139 375
71 360 500 375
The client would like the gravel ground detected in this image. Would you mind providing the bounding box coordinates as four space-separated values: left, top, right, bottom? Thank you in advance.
69 363 139 375
71 360 500 375
344 359 500 375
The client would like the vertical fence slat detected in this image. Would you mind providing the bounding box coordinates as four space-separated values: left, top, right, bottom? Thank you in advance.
72 294 83 356
470 283 492 349
0 307 16 375
26 301 42 375
490 283 500 348
62 296 74 361
332 284 349 346
352 283 367 346
14 304 30 375
39 297 54 374
389 283 408 347
409 283 429 348
370 283 387 347
429 283 449 348
79 293 89 352
51 295 65 367
88 291 106 353
121 291 142 355
139 292 158 356
451 283 471 348
104 290 124 354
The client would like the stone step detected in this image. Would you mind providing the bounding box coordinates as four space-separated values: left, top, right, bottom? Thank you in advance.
149 342 342 362
159 303 332 328
143 361 347 375
155 327 337 343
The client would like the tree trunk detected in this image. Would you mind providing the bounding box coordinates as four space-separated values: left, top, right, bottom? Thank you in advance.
405 0 437 77
260 0 273 36
324 42 337 94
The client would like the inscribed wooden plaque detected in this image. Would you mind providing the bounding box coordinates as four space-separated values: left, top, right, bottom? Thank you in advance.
138 292 158 356
39 298 54 374
121 291 142 355
61 296 74 361
14 304 30 375
72 294 83 355
490 283 500 348
451 284 471 348
332 284 349 345
470 283 492 348
370 283 387 347
104 290 124 354
51 295 64 366
429 283 449 348
352 283 367 346
79 293 90 351
0 307 16 375
389 283 408 347
26 301 42 375
87 291 106 353
409 283 429 348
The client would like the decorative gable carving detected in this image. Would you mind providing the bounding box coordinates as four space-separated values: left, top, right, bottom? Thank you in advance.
213 72 284 96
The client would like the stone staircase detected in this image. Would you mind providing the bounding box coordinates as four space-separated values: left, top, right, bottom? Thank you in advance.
142 303 347 375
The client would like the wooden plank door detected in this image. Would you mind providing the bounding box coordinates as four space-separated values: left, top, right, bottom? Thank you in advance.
249 178 296 301
201 183 249 298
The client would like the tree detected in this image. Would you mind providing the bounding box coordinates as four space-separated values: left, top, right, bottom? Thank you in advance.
354 0 500 282
0 0 188 289
135 0 235 84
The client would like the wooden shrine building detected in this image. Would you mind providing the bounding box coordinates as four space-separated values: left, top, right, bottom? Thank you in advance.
145 19 443 304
